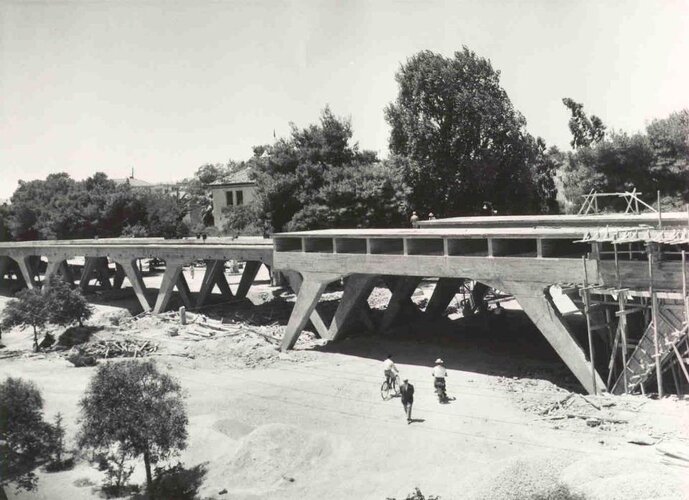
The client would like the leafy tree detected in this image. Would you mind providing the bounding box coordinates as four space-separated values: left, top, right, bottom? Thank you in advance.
0 377 53 495
79 360 188 500
646 109 689 200
1 288 49 352
288 160 409 230
0 204 11 242
221 203 261 236
562 98 606 149
385 48 550 216
141 192 189 239
250 106 405 231
45 276 93 327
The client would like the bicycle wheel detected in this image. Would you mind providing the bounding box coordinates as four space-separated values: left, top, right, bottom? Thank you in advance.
380 381 392 401
391 376 399 396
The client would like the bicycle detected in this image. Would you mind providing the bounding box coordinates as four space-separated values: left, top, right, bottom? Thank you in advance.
380 374 400 401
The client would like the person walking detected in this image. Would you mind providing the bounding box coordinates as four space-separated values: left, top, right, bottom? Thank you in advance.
399 378 414 424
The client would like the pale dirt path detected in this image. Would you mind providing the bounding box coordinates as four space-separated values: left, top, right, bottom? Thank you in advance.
3 349 679 500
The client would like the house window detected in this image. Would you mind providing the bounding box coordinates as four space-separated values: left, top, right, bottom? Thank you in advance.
225 191 234 206
235 190 244 206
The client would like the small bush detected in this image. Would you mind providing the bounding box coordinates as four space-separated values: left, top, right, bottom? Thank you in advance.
134 462 208 500
387 488 440 500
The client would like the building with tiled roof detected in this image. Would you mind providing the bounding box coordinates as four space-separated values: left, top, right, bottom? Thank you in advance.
207 166 256 228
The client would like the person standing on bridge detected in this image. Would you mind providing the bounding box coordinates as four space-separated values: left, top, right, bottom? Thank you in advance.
410 211 419 228
399 378 414 424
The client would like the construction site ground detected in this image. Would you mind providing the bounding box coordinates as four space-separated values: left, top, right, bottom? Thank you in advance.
1 267 688 500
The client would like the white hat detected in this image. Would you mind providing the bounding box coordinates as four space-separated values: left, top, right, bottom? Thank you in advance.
435 358 444 364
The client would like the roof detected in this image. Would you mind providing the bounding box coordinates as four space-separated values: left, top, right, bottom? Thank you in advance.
113 177 154 188
209 167 254 187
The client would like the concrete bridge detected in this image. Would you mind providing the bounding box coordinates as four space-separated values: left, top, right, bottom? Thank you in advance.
273 215 688 395
0 238 273 314
1 212 686 395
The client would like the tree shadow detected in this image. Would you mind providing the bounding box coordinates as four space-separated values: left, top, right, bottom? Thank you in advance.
57 326 103 347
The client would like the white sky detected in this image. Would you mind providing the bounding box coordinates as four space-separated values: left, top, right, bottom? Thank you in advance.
1 0 688 199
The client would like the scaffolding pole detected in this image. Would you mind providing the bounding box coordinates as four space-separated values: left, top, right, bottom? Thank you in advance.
582 256 598 395
648 247 663 397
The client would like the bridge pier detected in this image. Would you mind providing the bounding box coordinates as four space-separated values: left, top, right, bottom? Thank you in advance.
16 255 40 289
328 274 379 341
153 259 186 314
196 260 233 307
113 258 151 312
380 276 423 331
499 280 606 395
425 278 464 318
281 272 341 350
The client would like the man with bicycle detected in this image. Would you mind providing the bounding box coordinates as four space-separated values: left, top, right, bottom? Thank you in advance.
382 354 399 386
432 358 448 402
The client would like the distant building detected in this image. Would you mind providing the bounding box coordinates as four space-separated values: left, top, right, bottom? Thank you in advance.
208 167 256 228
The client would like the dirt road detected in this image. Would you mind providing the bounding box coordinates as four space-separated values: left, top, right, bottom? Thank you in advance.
1 278 688 499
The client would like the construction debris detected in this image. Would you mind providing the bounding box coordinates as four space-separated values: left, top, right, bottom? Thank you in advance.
68 339 158 362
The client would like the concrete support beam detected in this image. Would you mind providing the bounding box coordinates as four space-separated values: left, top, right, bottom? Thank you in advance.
283 270 332 339
79 257 97 291
502 280 606 395
328 274 379 341
380 276 423 331
43 259 64 287
235 261 261 300
17 256 39 289
59 261 75 286
425 278 464 318
0 256 10 281
95 257 112 290
113 263 125 289
153 260 185 314
281 273 340 350
176 270 193 309
115 258 151 312
196 260 232 307
358 302 377 332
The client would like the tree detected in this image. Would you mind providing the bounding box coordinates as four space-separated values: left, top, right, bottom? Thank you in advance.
562 98 606 149
385 48 550 216
250 106 406 231
0 377 53 496
0 204 11 242
45 276 93 327
221 203 261 236
141 192 189 239
78 360 188 500
1 288 49 352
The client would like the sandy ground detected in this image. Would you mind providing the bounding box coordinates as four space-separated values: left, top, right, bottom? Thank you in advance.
1 270 689 500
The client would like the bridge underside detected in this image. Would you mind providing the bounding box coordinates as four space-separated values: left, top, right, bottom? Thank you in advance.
0 239 274 314
273 227 688 395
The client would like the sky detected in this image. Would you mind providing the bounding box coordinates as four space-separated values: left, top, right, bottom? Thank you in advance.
1 0 688 199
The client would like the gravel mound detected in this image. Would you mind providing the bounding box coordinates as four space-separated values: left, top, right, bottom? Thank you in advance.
470 452 581 500
560 457 689 500
223 423 336 492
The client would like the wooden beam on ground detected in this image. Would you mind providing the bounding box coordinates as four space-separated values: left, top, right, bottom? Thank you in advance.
115 258 151 313
380 276 423 331
425 277 464 318
328 274 379 341
235 261 261 300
